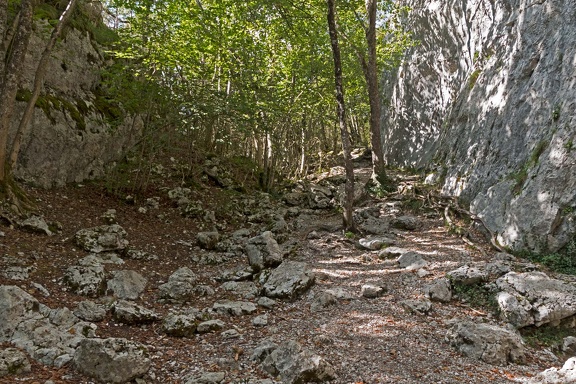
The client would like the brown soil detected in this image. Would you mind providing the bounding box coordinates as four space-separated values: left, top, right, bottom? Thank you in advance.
0 166 564 384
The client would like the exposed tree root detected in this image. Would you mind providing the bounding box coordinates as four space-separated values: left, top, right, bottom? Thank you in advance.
0 177 37 218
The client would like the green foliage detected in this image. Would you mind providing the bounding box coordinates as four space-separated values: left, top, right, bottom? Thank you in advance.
522 237 576 275
102 0 414 179
552 104 561 121
564 139 573 152
522 325 575 349
469 69 481 89
452 282 500 315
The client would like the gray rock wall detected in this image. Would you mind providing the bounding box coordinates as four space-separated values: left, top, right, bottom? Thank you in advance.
382 0 576 252
11 17 141 188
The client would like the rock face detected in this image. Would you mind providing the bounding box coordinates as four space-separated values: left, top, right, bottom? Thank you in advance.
382 0 576 252
12 13 142 188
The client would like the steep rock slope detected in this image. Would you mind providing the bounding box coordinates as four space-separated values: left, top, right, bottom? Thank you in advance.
382 0 576 252
11 6 141 188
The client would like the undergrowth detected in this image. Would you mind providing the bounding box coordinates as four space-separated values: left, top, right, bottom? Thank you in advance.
522 325 575 349
519 237 576 275
453 283 500 315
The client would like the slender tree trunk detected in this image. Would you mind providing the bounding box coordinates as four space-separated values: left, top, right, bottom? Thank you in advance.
0 1 8 83
9 0 78 171
0 0 34 183
365 0 387 185
327 0 356 232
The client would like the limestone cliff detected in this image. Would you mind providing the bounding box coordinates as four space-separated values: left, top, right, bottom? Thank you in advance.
10 5 141 188
382 0 576 252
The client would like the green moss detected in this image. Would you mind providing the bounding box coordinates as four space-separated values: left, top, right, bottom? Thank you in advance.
469 69 482 89
509 140 549 195
16 88 86 130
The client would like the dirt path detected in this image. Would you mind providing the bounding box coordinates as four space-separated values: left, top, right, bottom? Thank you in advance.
0 164 562 383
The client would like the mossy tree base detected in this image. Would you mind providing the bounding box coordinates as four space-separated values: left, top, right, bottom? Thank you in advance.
0 177 37 217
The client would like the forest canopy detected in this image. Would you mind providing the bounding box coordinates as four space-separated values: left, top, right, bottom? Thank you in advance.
102 0 412 187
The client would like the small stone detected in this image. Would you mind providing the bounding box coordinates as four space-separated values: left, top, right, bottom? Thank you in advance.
397 252 428 270
257 297 277 309
401 299 432 315
424 278 453 303
221 329 241 339
252 314 268 326
197 320 225 334
378 246 409 259
361 284 386 298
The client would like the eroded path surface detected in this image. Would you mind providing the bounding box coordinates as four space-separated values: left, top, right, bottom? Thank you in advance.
0 162 568 384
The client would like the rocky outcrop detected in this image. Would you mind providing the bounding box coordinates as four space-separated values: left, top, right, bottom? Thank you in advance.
383 0 576 252
12 8 141 188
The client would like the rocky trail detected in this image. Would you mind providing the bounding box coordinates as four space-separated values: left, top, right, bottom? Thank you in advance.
1 157 576 384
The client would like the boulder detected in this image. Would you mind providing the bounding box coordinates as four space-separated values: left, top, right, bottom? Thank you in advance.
74 224 129 253
358 216 389 235
63 264 107 297
111 300 160 325
162 313 198 337
73 338 151 384
447 265 487 286
197 320 225 334
184 371 226 384
252 314 268 326
424 278 453 303
0 286 97 367
20 216 53 236
378 246 409 259
212 300 257 316
310 291 338 312
358 237 396 250
245 231 283 272
390 215 419 230
262 261 315 300
401 299 432 315
197 231 220 250
446 321 525 365
157 267 198 303
525 357 576 384
73 300 107 322
106 270 147 300
125 249 159 261
397 252 428 270
361 284 386 299
256 340 336 384
496 271 576 328
0 348 31 377
220 281 259 300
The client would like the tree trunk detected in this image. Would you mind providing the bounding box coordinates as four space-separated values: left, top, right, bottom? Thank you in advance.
327 0 356 232
365 0 387 185
9 0 78 171
0 0 34 183
0 1 8 83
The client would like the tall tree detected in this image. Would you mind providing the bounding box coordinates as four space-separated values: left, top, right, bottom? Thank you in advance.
327 0 355 232
0 0 34 192
364 0 387 185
